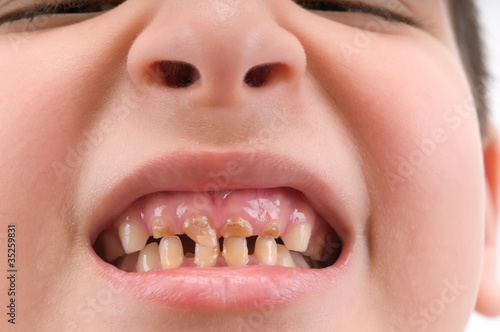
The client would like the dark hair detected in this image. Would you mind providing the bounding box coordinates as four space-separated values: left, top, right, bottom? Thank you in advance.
450 0 489 136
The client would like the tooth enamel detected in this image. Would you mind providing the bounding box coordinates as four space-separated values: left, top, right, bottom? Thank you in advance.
136 242 161 272
221 217 253 238
276 244 296 268
259 220 281 238
159 236 184 269
194 243 219 267
152 217 173 239
281 223 312 252
118 220 150 254
304 232 326 261
222 237 249 267
290 251 311 269
98 231 125 262
254 236 277 265
183 216 218 247
115 252 140 272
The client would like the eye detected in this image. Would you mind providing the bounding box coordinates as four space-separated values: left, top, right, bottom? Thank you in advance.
293 0 415 25
0 0 125 26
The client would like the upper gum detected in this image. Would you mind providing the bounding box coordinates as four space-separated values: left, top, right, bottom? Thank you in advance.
113 187 323 238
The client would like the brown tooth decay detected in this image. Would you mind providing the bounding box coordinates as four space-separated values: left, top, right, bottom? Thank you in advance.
182 215 218 247
221 217 253 238
258 220 281 238
152 217 173 239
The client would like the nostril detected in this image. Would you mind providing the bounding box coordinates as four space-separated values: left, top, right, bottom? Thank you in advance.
244 63 277 88
155 61 201 88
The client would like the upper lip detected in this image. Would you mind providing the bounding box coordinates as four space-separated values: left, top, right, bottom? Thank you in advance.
83 150 355 247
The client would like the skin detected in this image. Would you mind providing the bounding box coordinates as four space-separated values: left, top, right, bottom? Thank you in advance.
0 0 499 330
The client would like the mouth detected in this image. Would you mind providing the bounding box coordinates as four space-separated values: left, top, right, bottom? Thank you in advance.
85 152 354 309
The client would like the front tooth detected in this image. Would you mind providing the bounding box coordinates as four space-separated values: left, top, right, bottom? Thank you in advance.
254 236 277 265
194 243 219 267
276 244 296 268
159 236 184 269
183 216 218 247
281 223 312 252
259 220 281 238
136 243 161 272
221 217 253 238
152 217 173 239
222 237 249 267
98 230 126 262
118 220 149 254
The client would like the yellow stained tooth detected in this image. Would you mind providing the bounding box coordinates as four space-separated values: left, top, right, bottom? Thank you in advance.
159 236 184 269
281 223 312 253
136 243 161 272
183 216 218 247
152 217 173 239
259 220 281 238
221 217 253 238
194 243 219 267
254 236 277 265
118 220 149 254
276 244 296 268
222 237 249 267
98 231 125 262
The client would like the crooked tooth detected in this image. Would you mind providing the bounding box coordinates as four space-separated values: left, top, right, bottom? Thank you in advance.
276 244 296 268
136 243 161 272
159 236 184 269
115 252 140 272
281 223 312 252
254 236 277 265
98 230 125 262
259 220 281 238
183 216 218 247
222 237 249 267
194 243 219 267
152 217 173 239
221 217 253 238
290 251 311 269
118 220 149 254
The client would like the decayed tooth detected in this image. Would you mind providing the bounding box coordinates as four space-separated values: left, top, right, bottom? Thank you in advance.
152 217 173 239
254 236 277 265
159 236 184 269
221 217 253 238
194 243 219 267
259 220 281 238
98 231 126 262
276 244 296 268
136 243 161 272
115 252 140 272
118 220 149 254
281 223 312 252
290 251 311 269
222 237 249 267
183 216 218 247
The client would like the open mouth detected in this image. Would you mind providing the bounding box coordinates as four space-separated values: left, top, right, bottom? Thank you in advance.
92 187 342 272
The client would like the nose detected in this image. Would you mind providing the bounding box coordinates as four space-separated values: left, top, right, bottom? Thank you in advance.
127 0 306 104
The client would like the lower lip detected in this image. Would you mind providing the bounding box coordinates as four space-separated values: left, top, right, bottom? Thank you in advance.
88 241 351 310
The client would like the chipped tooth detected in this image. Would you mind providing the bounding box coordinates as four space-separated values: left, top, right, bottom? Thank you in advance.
290 251 311 269
194 243 219 267
118 220 149 254
281 223 312 252
221 217 253 238
152 217 173 239
254 236 277 265
98 231 125 262
222 237 249 267
259 220 281 238
183 216 218 247
159 236 184 269
136 243 161 272
276 244 296 268
115 252 140 272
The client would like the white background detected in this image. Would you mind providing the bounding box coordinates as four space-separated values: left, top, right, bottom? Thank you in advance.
466 0 500 331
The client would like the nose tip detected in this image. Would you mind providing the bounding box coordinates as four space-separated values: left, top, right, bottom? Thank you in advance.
127 1 306 97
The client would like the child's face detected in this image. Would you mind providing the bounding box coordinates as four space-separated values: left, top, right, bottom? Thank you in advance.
0 0 496 331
